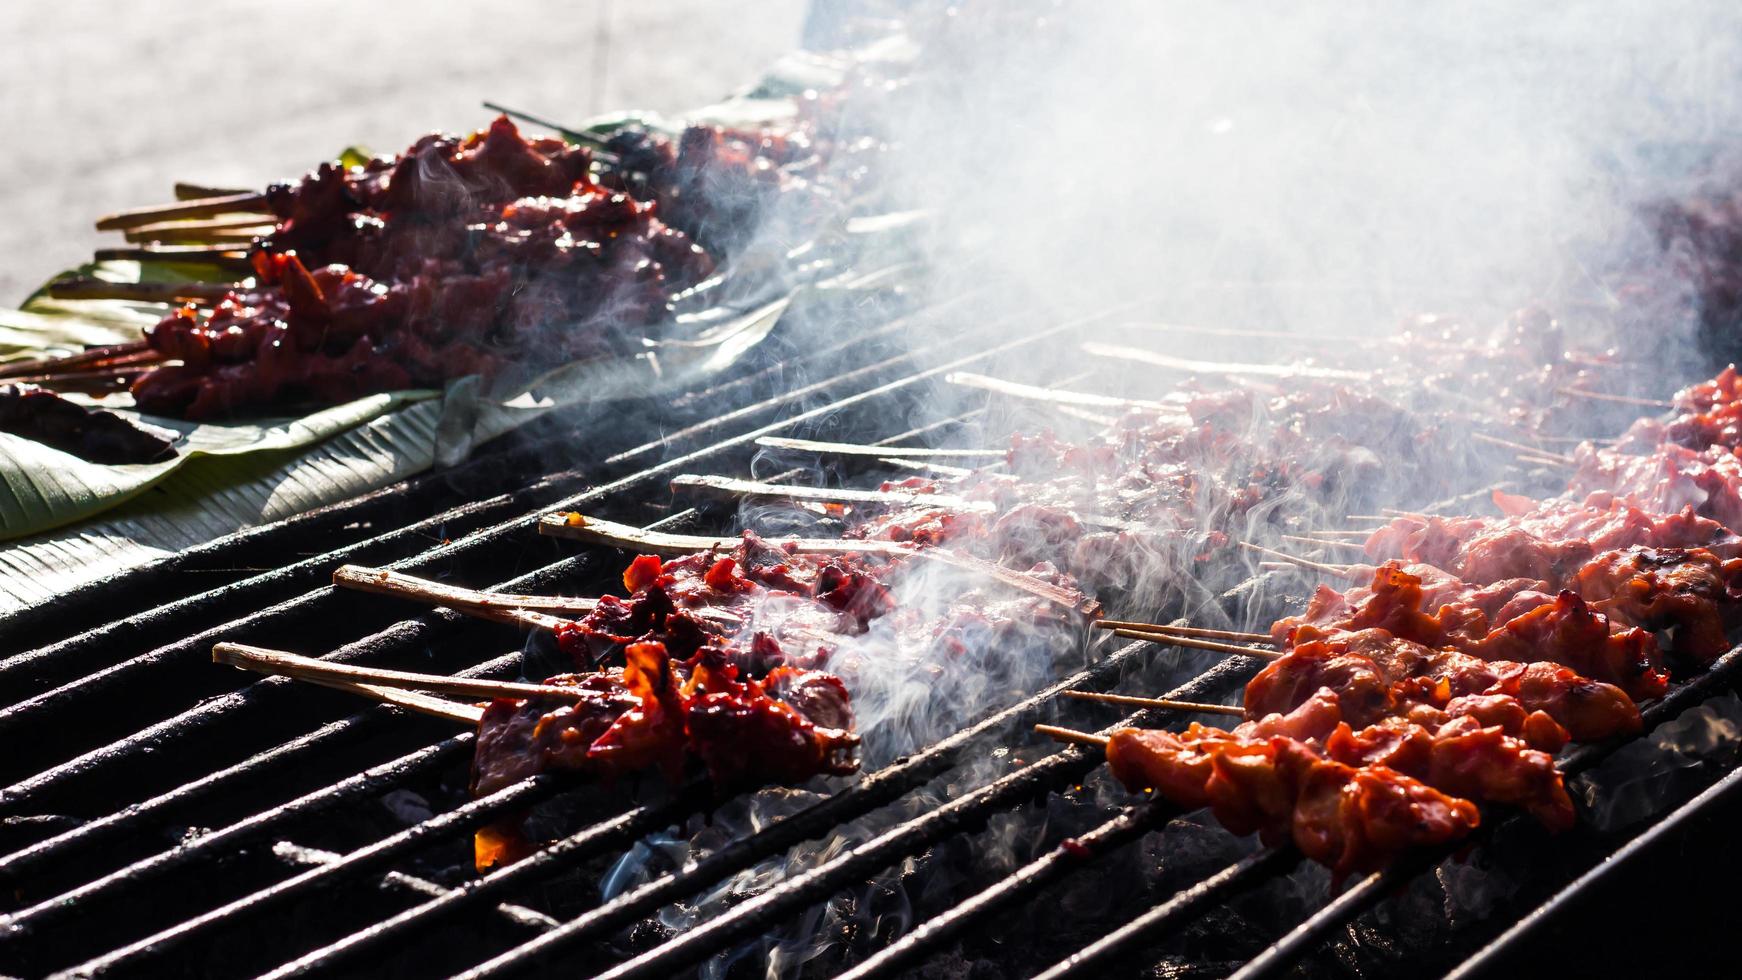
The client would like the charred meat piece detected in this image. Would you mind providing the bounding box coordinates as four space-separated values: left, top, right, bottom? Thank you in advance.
469 640 858 870
0 383 177 464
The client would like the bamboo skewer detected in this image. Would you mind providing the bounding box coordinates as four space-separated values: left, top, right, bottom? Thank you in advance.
539 512 912 557
95 245 253 265
1095 619 1270 643
1555 387 1673 410
1516 452 1573 469
1238 542 1357 580
310 678 484 725
213 642 590 703
95 192 270 231
1306 529 1372 539
1080 341 1372 382
45 278 235 304
1062 690 1246 717
670 473 996 513
2 367 150 392
754 436 1007 459
1471 432 1576 464
1279 533 1367 555
175 182 253 200
0 341 154 381
122 214 277 242
331 565 592 629
1108 628 1282 660
945 371 1185 413
879 457 976 478
1034 724 1110 749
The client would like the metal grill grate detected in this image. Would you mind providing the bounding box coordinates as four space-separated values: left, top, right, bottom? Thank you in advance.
4 292 1742 979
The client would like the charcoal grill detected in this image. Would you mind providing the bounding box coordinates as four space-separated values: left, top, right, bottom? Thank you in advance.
4 284 1742 980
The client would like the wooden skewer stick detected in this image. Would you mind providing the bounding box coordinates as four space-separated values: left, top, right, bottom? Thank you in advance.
309 677 484 726
332 565 592 628
1471 432 1575 464
1034 724 1110 749
1516 452 1573 470
1062 690 1246 716
124 223 271 245
213 642 591 702
1109 628 1282 660
1279 533 1367 555
1095 619 1270 643
1555 387 1673 410
539 512 912 557
45 278 235 304
4 367 150 392
96 192 271 231
754 436 1006 459
1344 514 1394 522
95 245 253 265
0 341 153 380
175 181 253 200
670 473 996 513
1080 341 1371 382
1305 529 1372 539
879 457 975 478
1238 542 1358 580
945 371 1185 413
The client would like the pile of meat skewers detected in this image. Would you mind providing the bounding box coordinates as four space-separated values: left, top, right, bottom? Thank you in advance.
1093 364 1742 878
19 112 838 423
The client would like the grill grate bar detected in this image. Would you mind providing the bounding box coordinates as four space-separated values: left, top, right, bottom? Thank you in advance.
1032 847 1300 980
271 842 560 933
450 657 1256 980
51 775 565 978
834 801 1175 980
0 651 518 887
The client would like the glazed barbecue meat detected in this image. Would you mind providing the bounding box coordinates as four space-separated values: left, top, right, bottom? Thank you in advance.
845 383 1456 590
1573 546 1742 663
127 116 723 419
1273 563 1669 698
554 533 900 669
1566 441 1742 533
1247 628 1642 742
470 640 857 869
1106 725 1481 880
0 383 177 464
1361 493 1736 582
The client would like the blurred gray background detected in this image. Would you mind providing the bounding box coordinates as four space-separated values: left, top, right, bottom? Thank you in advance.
0 0 808 304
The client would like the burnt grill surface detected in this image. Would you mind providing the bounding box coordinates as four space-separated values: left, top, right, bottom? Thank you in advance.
3 283 1742 980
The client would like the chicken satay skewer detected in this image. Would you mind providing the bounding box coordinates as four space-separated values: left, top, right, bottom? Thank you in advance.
213 642 592 702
